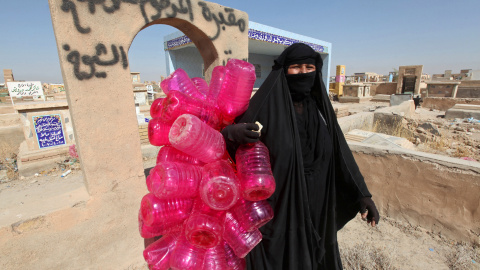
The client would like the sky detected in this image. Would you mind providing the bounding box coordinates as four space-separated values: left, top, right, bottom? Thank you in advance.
1 0 479 84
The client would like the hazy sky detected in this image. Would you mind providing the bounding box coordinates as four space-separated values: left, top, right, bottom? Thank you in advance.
1 0 479 83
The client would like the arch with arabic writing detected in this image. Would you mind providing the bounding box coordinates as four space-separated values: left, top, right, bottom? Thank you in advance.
49 0 249 196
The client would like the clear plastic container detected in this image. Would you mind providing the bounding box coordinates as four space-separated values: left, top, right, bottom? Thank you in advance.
191 77 209 99
236 141 276 201
217 59 256 123
150 98 165 119
160 68 205 100
139 193 193 228
143 233 180 270
148 162 202 199
170 234 206 270
156 146 203 166
207 66 226 106
230 199 273 232
223 241 246 270
159 90 221 129
169 114 226 164
202 244 228 270
148 118 172 146
200 160 240 211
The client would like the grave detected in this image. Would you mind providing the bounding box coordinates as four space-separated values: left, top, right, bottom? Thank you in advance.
390 93 412 106
339 83 372 103
14 101 75 176
445 104 480 120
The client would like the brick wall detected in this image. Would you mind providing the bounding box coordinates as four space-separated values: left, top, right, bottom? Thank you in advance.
371 82 397 95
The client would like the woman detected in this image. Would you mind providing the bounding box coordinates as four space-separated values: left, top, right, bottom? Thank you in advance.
221 43 379 269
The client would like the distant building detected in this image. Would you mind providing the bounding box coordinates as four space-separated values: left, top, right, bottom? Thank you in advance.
3 69 14 84
432 69 480 81
348 72 381 83
163 21 332 89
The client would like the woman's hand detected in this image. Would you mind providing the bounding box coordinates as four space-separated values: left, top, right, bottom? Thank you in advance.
221 123 260 144
359 197 380 227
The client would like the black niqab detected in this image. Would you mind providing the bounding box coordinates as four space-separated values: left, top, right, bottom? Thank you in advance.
228 43 372 270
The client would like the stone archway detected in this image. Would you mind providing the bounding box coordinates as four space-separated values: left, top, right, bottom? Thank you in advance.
49 0 249 195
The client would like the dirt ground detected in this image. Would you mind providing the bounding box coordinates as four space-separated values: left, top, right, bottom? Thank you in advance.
1 100 479 269
338 215 480 270
2 156 478 270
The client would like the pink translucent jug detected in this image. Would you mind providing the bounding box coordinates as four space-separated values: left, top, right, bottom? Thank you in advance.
169 114 226 164
160 68 205 100
217 59 256 122
170 234 207 270
223 213 262 258
184 199 226 249
138 209 183 239
150 98 165 118
185 213 224 249
202 244 229 270
230 199 274 232
191 77 209 99
148 118 172 146
148 162 202 199
156 146 203 166
146 167 158 193
236 141 276 201
159 90 221 128
200 160 240 211
143 233 180 270
207 66 226 106
223 241 246 270
139 193 193 229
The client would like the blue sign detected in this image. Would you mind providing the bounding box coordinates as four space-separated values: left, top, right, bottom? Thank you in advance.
32 114 66 149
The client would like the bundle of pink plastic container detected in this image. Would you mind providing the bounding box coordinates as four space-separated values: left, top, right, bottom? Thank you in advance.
139 59 276 270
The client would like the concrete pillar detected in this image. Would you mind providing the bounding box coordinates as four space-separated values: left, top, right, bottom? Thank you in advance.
452 84 459 98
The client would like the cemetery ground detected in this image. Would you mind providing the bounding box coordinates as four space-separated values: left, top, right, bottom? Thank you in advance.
0 100 479 269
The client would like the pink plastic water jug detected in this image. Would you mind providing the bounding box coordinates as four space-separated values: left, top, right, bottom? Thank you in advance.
230 199 274 232
236 141 276 201
217 59 256 122
160 68 205 100
150 98 165 119
169 114 226 164
207 66 226 106
223 241 246 270
191 77 209 99
223 213 262 258
139 193 194 229
138 209 182 239
148 118 172 146
143 233 180 270
148 162 203 199
200 160 240 211
185 213 224 248
170 234 206 270
146 167 158 193
156 146 203 166
202 244 229 270
159 91 221 128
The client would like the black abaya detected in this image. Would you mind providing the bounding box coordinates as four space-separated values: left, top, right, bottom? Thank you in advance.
226 43 372 269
